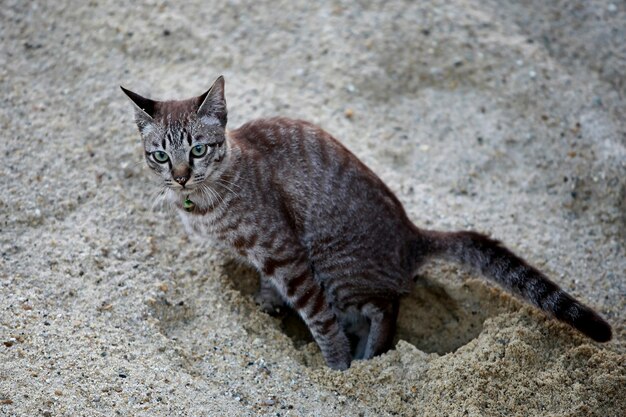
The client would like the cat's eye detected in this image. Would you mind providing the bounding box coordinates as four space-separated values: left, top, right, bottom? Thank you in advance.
152 151 169 163
191 144 208 158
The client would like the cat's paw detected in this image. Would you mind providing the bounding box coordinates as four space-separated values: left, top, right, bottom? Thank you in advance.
326 351 352 371
323 331 352 371
254 289 286 316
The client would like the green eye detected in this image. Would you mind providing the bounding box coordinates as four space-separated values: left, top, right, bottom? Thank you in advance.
191 144 208 158
152 151 169 163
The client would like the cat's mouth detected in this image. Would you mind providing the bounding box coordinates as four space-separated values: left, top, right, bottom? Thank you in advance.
165 182 200 194
172 184 199 192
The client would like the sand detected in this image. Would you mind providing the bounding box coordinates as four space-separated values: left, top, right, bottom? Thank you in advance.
1 0 625 416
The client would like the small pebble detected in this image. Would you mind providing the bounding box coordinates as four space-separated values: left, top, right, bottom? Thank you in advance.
592 96 603 107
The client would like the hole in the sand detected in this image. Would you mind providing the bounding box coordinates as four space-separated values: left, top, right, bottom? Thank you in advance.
397 268 502 355
224 260 504 356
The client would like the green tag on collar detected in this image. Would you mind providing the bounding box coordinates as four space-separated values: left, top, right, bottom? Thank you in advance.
183 197 195 212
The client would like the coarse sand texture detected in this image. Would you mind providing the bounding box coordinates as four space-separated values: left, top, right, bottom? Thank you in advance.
1 1 625 416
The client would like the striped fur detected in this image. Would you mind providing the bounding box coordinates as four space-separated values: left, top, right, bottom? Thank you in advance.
122 76 612 370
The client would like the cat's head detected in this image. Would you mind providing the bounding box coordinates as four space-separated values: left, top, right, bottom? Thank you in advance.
121 76 228 193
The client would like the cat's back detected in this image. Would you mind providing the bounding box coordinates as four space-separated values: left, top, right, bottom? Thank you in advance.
230 117 334 155
230 116 378 180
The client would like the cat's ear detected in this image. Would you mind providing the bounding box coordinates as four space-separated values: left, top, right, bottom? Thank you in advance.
197 75 227 127
120 86 157 134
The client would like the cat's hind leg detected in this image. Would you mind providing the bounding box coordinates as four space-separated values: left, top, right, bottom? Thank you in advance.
339 310 370 359
361 301 399 360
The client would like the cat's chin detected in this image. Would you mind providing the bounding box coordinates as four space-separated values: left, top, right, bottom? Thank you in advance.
164 186 201 207
165 185 200 198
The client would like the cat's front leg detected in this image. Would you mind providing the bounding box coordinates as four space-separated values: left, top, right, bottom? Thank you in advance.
262 254 351 370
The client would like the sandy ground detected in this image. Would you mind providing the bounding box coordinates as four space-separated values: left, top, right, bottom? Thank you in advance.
1 0 625 416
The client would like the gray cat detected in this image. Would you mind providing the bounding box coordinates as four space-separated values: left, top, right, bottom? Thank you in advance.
122 76 612 370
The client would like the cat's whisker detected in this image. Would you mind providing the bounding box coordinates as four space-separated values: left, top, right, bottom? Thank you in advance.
197 185 210 205
216 179 239 198
206 184 225 206
216 177 242 190
216 186 227 206
149 186 169 211
198 184 216 207
208 184 224 206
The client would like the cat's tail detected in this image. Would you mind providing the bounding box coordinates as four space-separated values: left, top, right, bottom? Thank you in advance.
415 230 612 342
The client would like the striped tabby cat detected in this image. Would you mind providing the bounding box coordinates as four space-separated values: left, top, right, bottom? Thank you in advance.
122 76 612 370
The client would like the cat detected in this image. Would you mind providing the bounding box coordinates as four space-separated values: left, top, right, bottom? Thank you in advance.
121 76 612 370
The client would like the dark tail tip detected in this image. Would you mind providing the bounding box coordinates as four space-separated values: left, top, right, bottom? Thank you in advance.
551 292 612 342
573 309 612 343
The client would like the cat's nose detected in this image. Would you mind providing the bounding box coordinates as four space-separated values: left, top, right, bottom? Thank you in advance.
172 165 191 186
174 175 189 185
